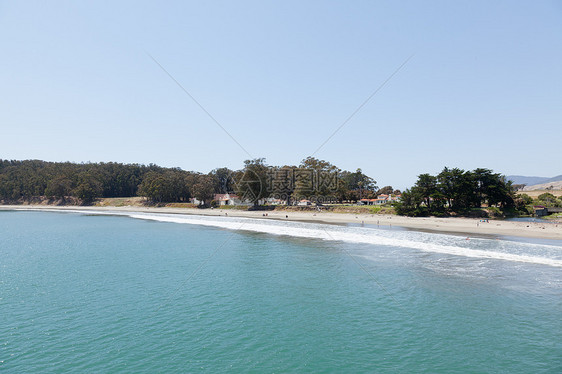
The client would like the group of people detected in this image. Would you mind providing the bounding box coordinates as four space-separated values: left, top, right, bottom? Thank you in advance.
477 219 489 227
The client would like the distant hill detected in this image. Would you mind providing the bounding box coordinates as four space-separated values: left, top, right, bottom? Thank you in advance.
507 175 550 186
507 174 562 191
522 180 562 191
542 175 562 184
508 175 562 190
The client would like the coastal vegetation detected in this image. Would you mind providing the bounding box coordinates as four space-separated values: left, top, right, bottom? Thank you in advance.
396 168 520 217
2 159 559 218
0 158 380 206
515 192 562 219
395 169 562 218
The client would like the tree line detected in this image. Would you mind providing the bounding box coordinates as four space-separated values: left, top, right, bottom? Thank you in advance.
0 159 529 216
396 167 516 216
0 158 387 206
516 192 562 211
232 157 389 206
0 160 162 204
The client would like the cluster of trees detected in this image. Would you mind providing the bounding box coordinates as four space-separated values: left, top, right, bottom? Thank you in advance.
4 159 545 218
396 167 515 216
137 171 216 205
0 160 149 203
0 160 216 205
133 157 388 206
517 192 562 209
0 158 385 206
229 157 387 206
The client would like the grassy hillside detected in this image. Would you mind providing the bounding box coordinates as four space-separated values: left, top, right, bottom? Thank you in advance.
518 190 562 198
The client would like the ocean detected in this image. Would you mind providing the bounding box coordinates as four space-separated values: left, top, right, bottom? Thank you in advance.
1 210 561 373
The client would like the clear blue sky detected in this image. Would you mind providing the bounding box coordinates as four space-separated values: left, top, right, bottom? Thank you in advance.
1 1 561 189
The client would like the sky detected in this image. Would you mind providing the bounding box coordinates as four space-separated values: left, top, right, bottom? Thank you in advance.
1 0 561 189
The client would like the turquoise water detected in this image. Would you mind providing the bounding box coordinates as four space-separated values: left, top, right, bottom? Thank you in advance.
1 211 561 373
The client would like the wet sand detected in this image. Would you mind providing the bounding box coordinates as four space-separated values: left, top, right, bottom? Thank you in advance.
2 204 562 240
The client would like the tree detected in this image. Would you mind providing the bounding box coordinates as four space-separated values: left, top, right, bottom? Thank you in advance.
269 165 296 205
234 158 270 206
138 170 191 203
395 188 425 216
138 172 164 202
210 167 235 194
192 175 215 206
415 174 437 210
377 186 394 196
517 193 534 205
437 167 476 212
514 193 533 213
73 172 103 204
300 157 338 172
343 169 377 201
472 168 514 208
292 157 342 203
397 167 514 217
537 193 560 207
45 176 73 200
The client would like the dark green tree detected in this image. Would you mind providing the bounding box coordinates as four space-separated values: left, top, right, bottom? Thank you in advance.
234 158 270 206
210 167 235 194
537 193 560 207
342 169 377 201
45 176 73 200
377 186 394 196
73 173 103 204
192 175 215 206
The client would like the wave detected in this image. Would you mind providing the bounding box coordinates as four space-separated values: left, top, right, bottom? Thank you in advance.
22 208 562 268
124 213 562 268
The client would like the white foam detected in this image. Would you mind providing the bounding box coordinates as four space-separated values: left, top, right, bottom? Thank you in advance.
125 213 562 268
19 208 562 267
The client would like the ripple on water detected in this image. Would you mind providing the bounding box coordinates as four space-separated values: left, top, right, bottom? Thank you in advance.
0 211 561 373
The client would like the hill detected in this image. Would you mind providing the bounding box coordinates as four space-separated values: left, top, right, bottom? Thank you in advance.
507 175 550 185
542 175 562 184
522 180 562 191
507 174 562 188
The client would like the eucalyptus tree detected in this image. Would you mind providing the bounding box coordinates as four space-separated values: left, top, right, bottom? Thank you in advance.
234 158 270 206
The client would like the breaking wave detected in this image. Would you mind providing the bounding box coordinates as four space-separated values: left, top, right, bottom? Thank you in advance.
24 209 562 267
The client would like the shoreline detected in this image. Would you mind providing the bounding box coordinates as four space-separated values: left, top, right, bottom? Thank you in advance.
2 204 562 240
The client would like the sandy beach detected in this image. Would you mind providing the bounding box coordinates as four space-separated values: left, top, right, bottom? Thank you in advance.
2 204 562 240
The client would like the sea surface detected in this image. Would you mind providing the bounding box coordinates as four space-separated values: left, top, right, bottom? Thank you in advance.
1 210 561 373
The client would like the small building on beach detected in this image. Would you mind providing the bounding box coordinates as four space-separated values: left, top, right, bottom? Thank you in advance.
357 194 401 205
214 193 240 206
